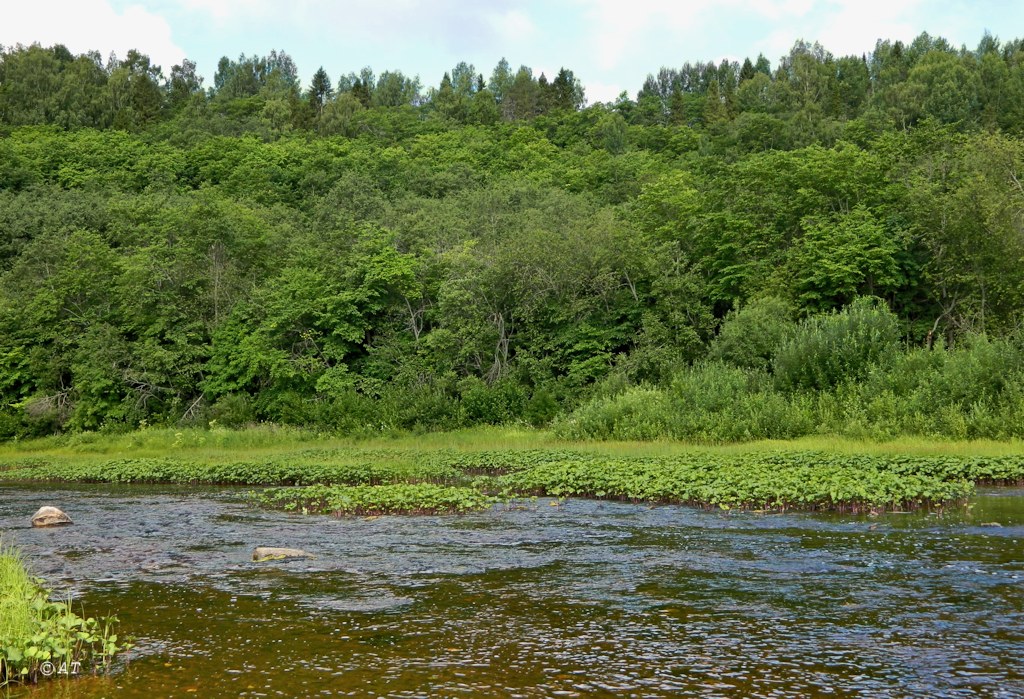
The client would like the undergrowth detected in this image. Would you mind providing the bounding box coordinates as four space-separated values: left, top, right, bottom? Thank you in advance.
0 544 129 687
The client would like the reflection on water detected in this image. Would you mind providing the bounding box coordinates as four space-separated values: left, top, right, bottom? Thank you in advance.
1 485 1023 698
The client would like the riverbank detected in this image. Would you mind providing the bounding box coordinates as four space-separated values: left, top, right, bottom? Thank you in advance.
0 545 126 687
2 427 1023 513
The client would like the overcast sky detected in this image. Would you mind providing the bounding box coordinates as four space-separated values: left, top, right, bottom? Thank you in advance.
2 0 1021 103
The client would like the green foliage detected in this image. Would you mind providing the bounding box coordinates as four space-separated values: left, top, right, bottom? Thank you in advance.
250 483 495 516
0 455 463 487
500 453 978 512
710 297 795 371
819 334 1024 440
0 546 129 687
555 387 677 441
6 431 1020 515
562 331 1024 443
2 34 1024 440
774 297 901 391
207 394 255 428
557 364 816 443
792 206 905 312
458 378 526 425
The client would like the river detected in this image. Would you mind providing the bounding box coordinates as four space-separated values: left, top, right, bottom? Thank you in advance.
2 485 1022 698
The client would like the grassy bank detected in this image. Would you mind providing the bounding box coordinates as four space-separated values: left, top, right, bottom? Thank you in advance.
0 545 127 687
4 424 1024 460
1 426 1022 513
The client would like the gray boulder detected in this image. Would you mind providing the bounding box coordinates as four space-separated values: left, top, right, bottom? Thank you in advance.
252 546 313 562
31 506 72 527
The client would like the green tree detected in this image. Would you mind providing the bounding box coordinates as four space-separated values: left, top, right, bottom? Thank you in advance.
308 66 333 116
319 91 365 135
488 57 514 107
791 205 905 312
551 68 585 111
374 70 420 107
904 50 979 125
166 58 203 119
0 44 65 125
106 50 164 129
504 66 538 120
711 297 796 372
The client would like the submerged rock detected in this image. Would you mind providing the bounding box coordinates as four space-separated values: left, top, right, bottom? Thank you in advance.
31 506 72 527
252 546 313 562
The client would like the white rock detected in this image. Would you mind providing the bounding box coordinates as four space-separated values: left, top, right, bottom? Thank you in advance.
252 546 313 561
31 506 72 527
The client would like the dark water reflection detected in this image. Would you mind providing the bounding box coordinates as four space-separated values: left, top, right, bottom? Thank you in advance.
1 485 1022 698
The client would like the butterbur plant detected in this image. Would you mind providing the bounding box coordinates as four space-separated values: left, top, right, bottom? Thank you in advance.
250 483 497 516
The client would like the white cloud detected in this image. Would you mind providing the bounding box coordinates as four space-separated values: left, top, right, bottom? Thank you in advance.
748 0 926 61
488 9 537 43
583 79 625 104
576 0 935 70
1 0 186 71
746 0 816 20
575 0 821 70
176 0 275 23
576 0 715 70
809 0 925 57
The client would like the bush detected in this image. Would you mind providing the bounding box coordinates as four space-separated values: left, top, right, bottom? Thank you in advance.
377 384 463 432
207 393 255 428
774 297 900 391
710 297 796 371
458 378 526 425
557 364 817 443
555 386 677 441
669 362 815 441
827 335 1024 439
670 361 769 413
524 387 560 427
0 410 22 440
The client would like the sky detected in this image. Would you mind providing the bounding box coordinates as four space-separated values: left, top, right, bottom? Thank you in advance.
2 0 1023 104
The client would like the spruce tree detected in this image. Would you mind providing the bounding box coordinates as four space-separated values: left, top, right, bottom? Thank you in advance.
309 66 333 115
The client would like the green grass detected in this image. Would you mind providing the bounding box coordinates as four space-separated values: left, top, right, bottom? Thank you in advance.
0 544 128 686
0 548 37 651
4 425 1023 459
2 426 1022 514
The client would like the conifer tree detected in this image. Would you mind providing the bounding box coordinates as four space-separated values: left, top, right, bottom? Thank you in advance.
309 66 333 115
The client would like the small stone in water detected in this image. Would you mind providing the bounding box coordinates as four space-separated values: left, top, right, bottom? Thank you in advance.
252 546 313 561
31 506 72 527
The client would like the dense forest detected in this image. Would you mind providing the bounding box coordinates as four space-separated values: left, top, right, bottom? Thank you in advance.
1 33 1023 441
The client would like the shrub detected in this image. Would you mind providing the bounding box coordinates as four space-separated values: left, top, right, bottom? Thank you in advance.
207 393 255 428
458 378 526 425
710 297 796 371
377 384 463 431
774 297 900 391
670 361 769 413
523 387 560 427
554 386 676 441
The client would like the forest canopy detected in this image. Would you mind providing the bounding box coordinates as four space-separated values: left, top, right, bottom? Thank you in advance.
1 33 1023 440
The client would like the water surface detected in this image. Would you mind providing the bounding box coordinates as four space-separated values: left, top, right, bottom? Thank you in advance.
2 485 1022 698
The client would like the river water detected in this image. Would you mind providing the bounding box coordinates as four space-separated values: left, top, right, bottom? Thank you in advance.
1 484 1022 698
